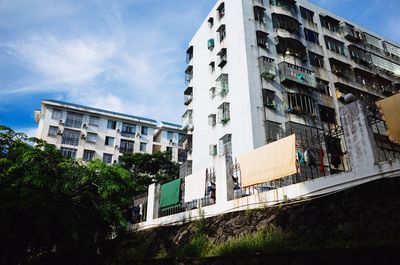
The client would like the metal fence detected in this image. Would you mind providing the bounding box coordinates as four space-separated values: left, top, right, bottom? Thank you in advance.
368 110 400 162
232 121 351 199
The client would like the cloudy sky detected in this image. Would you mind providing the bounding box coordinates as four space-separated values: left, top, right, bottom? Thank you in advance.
1 0 399 136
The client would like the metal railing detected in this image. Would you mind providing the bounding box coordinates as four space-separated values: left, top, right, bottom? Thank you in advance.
368 110 400 162
232 122 351 199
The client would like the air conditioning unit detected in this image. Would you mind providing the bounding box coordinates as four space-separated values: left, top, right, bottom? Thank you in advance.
59 120 64 125
57 130 63 135
81 134 86 140
115 145 119 149
136 132 141 138
82 124 87 129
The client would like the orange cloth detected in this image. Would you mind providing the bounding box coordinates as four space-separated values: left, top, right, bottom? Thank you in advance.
239 134 297 187
376 93 400 145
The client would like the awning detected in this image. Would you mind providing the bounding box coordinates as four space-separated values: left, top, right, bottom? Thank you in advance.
184 171 207 203
376 93 400 144
239 134 297 187
160 179 182 209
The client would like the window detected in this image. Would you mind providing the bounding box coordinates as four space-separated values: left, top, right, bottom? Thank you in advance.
105 136 115 146
309 52 324 68
208 39 215 51
210 61 215 72
320 15 340 32
167 131 174 140
348 45 370 64
265 121 283 143
319 105 337 124
52 109 62 120
218 102 230 125
61 129 80 146
107 120 117 129
253 6 265 23
122 123 136 137
325 36 346 56
262 89 276 109
316 78 331 96
217 24 226 42
120 139 134 154
216 74 229 97
166 146 173 153
217 2 225 20
287 93 315 116
48 126 58 137
209 144 217 156
89 116 99 126
256 31 268 49
60 147 77 159
300 6 314 23
217 48 227 68
208 17 214 28
86 133 97 143
141 126 148 136
304 28 319 45
185 65 193 85
65 112 83 128
178 133 185 142
209 87 216 99
208 114 217 127
83 150 95 161
140 142 147 152
270 0 297 15
186 46 193 64
219 134 232 156
103 153 113 164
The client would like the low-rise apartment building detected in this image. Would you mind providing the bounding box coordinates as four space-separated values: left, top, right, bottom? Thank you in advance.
34 100 186 163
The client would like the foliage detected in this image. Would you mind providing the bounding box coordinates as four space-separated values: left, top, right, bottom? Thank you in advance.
0 125 136 264
119 151 179 192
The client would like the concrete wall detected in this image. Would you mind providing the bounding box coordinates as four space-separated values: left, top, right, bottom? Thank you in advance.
133 101 400 230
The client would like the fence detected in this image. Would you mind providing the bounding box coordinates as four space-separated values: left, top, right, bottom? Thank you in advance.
232 121 351 199
368 110 400 162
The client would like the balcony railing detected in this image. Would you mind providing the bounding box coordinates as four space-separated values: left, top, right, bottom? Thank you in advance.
278 62 316 88
182 110 193 131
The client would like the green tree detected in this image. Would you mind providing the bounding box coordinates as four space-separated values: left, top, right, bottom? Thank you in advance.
119 151 180 193
0 125 135 264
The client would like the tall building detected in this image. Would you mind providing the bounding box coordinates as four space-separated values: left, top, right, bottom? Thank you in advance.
35 100 186 163
183 0 400 175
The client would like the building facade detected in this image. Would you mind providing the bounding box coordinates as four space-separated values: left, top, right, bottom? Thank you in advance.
35 100 186 163
183 0 400 175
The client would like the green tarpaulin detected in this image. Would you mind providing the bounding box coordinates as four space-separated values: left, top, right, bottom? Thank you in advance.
160 179 182 209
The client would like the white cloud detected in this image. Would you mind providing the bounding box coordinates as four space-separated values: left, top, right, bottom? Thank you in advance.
7 35 116 84
19 127 38 138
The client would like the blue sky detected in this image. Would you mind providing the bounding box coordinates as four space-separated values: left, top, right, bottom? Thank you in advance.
0 0 399 136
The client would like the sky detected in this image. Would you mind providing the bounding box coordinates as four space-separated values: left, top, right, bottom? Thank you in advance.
0 0 399 137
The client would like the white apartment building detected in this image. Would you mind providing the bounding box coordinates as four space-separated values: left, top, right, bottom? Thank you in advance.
35 100 186 163
183 0 400 176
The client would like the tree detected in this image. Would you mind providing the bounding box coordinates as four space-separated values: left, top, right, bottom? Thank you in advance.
119 151 180 193
0 126 135 264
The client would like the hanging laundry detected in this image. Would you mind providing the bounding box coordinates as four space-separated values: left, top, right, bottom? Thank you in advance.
297 148 305 164
319 146 325 174
304 148 317 167
331 150 341 169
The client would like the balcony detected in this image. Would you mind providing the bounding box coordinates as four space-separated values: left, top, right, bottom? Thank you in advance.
270 0 297 18
184 86 193 106
216 74 229 97
186 46 193 64
339 22 363 43
275 36 307 60
272 13 301 38
182 110 193 132
258 56 276 80
278 61 316 88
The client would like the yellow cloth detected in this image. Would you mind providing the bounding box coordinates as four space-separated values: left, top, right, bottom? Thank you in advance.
239 134 297 187
376 93 400 144
184 171 207 203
